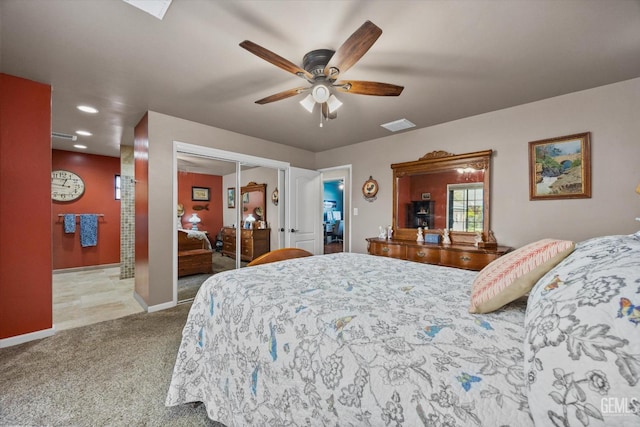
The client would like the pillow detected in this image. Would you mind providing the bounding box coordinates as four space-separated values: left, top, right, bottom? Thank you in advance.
524 233 640 426
468 238 575 313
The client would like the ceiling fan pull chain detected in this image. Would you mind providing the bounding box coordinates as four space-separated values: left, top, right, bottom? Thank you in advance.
319 106 323 128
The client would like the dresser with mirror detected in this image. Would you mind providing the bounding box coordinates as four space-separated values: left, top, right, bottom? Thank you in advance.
367 150 511 270
222 182 270 262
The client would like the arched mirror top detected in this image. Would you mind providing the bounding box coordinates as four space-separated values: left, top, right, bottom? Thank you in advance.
241 182 267 224
392 150 494 245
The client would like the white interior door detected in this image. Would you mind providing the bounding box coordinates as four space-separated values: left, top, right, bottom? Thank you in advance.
286 167 322 254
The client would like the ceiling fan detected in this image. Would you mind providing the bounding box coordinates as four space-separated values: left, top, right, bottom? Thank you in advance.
240 20 404 122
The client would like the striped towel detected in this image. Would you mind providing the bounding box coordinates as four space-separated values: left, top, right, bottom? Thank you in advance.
64 214 76 233
80 214 98 247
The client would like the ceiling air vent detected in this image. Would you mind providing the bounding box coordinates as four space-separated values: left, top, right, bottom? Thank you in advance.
52 132 78 141
381 118 416 132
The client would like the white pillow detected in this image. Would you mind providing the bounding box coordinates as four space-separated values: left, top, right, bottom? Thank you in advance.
469 239 575 313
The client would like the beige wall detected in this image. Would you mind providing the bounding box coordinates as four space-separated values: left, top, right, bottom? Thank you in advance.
145 112 315 306
143 78 640 307
316 78 640 253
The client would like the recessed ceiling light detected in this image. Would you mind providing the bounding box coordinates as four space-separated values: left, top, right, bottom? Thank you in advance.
75 130 92 136
73 144 87 149
381 118 416 132
77 105 98 114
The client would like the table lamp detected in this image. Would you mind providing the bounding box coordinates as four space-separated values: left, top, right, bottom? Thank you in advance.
188 213 201 230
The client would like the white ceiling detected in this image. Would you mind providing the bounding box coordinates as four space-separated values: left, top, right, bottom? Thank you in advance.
2 0 640 158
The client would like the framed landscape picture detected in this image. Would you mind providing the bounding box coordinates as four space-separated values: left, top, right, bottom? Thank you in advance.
528 132 591 200
227 187 235 208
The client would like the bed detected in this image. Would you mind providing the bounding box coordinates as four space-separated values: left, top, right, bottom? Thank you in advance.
166 232 640 426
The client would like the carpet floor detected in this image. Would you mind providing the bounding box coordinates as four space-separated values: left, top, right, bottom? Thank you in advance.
0 303 223 426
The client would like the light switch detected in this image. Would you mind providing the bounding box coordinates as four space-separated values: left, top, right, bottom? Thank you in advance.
354 207 359 216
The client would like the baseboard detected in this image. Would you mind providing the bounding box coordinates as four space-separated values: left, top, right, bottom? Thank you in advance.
133 291 148 311
0 326 56 348
53 263 121 274
148 300 176 313
132 292 175 313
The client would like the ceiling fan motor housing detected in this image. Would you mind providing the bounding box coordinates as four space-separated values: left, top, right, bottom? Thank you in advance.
302 49 335 77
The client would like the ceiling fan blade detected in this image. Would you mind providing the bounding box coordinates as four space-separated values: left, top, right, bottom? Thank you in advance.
255 87 308 105
323 21 382 80
321 103 337 120
240 40 314 80
334 80 404 96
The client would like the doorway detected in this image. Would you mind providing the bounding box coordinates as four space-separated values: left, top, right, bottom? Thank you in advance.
320 165 351 254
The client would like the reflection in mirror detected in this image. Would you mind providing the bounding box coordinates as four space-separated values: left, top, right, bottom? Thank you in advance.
396 169 485 230
392 150 492 244
447 182 483 232
241 182 267 227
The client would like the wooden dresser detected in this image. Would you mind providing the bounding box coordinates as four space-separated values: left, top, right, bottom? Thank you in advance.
366 237 511 271
177 230 212 277
222 227 270 262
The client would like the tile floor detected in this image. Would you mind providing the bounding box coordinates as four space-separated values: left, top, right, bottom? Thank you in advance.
52 266 143 331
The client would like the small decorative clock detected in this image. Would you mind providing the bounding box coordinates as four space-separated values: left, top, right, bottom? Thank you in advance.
362 176 379 202
51 169 85 202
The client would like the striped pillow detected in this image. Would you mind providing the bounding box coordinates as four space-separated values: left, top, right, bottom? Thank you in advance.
469 239 575 313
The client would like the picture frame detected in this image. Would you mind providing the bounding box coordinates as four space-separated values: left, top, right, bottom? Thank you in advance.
528 132 591 200
227 187 235 208
191 186 210 201
421 192 431 200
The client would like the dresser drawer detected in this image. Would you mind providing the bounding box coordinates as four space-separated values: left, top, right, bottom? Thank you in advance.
440 249 497 271
241 245 253 258
369 241 406 258
406 246 440 264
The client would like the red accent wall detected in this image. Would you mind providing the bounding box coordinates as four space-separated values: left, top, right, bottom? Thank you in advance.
134 114 149 302
0 74 52 339
177 172 223 235
51 150 121 269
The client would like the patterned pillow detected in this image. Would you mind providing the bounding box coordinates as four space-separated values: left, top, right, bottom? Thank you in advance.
468 239 575 314
524 233 640 426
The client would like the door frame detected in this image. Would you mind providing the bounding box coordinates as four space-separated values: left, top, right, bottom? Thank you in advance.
319 165 352 253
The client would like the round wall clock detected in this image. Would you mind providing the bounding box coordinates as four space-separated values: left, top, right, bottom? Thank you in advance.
362 176 378 202
51 169 85 202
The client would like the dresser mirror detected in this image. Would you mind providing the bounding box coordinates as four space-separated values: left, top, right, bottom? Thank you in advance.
392 150 493 245
241 182 267 224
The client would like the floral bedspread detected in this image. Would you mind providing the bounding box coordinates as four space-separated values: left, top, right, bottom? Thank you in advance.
166 252 533 426
524 233 640 426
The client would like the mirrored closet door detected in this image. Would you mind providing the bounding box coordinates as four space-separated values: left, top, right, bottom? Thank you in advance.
174 143 289 303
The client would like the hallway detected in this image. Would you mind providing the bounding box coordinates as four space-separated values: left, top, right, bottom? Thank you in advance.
53 267 142 331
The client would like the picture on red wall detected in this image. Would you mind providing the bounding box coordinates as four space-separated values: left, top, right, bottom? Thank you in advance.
192 186 210 201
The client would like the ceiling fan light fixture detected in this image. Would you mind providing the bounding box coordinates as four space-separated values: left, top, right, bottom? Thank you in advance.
327 94 343 113
311 84 330 103
300 94 315 113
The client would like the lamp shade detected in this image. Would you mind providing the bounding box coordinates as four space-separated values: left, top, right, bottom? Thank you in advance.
299 94 315 113
636 183 640 194
188 213 201 230
327 94 343 113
